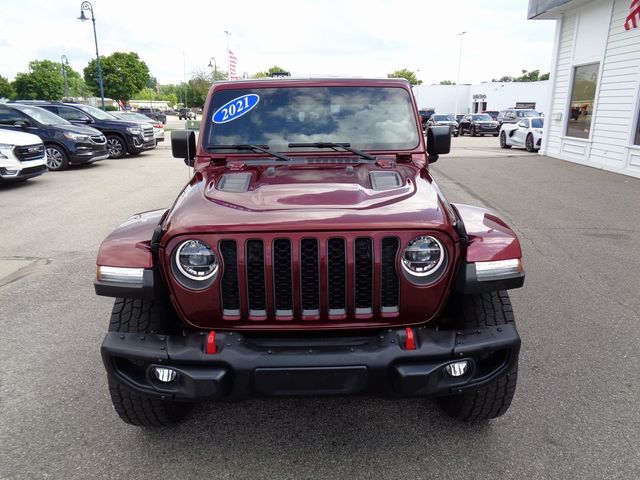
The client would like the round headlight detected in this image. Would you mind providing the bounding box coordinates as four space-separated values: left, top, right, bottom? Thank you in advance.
175 240 218 280
401 236 444 276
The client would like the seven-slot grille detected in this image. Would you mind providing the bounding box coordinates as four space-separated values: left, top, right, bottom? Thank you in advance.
218 236 400 320
14 144 44 162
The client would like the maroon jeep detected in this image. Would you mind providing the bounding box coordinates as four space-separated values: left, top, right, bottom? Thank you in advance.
96 78 524 426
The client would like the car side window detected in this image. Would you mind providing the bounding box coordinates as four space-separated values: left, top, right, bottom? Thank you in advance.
58 107 91 122
0 107 27 125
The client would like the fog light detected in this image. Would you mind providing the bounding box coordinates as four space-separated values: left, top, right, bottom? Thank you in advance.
444 361 469 377
154 367 177 383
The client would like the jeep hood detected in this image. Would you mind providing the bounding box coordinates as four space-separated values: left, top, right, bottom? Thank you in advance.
164 161 453 235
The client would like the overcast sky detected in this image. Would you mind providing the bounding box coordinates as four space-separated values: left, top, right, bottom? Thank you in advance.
0 0 556 85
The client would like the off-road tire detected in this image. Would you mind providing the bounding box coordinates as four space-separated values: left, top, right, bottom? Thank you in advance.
107 298 192 427
436 291 518 422
500 131 511 149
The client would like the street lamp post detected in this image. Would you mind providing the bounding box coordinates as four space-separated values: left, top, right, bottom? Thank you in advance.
454 31 467 116
61 55 69 98
78 1 105 110
208 57 217 81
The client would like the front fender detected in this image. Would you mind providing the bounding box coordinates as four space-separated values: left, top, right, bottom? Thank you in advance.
94 209 168 299
452 203 524 293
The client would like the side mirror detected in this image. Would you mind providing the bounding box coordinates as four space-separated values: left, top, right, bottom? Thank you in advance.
79 116 93 124
14 120 28 128
426 126 451 164
171 129 196 167
518 121 527 128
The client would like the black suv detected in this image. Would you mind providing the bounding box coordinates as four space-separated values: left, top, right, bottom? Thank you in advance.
178 108 196 120
458 113 500 136
497 109 540 127
33 102 156 158
0 103 108 171
136 107 167 124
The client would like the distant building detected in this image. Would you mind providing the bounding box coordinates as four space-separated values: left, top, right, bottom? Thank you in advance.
529 0 640 178
412 81 549 116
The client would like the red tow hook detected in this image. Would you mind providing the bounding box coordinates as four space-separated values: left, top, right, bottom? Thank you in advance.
404 327 416 350
205 331 217 354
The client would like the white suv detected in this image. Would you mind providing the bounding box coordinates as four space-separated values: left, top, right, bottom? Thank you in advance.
0 130 48 182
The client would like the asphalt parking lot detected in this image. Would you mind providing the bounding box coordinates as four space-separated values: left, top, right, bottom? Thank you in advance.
1 135 639 479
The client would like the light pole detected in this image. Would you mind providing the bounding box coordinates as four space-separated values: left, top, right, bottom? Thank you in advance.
208 57 217 82
224 30 231 80
454 31 467 115
61 55 69 98
78 1 105 110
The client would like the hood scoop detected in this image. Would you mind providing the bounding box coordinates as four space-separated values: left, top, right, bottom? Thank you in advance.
370 171 402 191
217 173 252 193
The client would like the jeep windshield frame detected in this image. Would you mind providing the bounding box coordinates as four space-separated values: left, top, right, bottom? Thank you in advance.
204 86 420 154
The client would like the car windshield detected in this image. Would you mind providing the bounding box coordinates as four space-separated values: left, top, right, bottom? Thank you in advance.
206 86 420 152
76 104 117 120
472 114 493 121
516 110 538 117
433 114 453 121
115 112 154 122
531 118 544 128
15 105 71 125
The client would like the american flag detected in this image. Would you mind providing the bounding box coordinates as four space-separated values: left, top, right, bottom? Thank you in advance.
228 50 239 80
625 0 640 30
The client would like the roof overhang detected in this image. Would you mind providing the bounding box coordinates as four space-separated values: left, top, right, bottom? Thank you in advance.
527 0 594 19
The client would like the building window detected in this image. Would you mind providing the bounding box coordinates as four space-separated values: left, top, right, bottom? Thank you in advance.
566 63 599 139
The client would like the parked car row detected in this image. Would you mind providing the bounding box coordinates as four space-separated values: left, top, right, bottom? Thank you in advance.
0 101 161 180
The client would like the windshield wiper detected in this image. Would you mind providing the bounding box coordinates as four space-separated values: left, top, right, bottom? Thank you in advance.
288 142 376 161
208 144 292 162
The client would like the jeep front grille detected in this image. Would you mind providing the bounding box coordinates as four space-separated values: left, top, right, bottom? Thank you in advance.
219 235 400 321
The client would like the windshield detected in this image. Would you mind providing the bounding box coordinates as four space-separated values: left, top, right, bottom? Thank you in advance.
516 110 539 117
472 114 493 121
531 118 544 128
76 104 117 120
433 114 453 121
15 105 71 126
206 86 420 152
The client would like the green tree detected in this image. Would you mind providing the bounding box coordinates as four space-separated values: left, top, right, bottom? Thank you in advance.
13 60 64 100
0 75 15 99
184 70 212 108
387 69 422 85
540 72 550 81
439 80 456 85
65 66 91 98
84 52 150 105
253 65 290 78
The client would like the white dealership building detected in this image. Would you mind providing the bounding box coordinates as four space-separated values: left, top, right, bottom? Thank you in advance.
529 0 640 178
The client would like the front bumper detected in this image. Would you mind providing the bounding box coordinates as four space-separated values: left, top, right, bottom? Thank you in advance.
68 145 109 164
102 324 520 401
128 135 156 153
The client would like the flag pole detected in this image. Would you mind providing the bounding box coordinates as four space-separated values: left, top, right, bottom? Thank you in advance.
225 30 231 80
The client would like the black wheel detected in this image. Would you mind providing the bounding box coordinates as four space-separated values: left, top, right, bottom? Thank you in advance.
500 132 512 149
471 126 477 137
525 134 536 152
106 135 127 159
436 291 518 422
107 298 192 427
45 144 69 171
453 133 459 137
493 133 499 137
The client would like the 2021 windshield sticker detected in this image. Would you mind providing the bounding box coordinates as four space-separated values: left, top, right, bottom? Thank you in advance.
212 94 260 124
